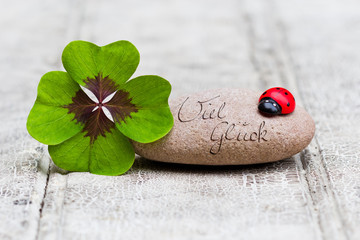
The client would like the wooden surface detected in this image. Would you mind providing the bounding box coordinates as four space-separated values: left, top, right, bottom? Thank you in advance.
1 0 359 239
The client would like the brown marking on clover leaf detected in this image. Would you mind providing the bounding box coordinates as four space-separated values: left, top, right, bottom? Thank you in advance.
85 74 118 102
106 90 138 124
64 73 138 143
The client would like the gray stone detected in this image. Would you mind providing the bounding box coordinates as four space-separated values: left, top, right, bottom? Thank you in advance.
132 89 315 165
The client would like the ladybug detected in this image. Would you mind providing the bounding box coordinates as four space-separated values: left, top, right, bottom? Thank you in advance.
258 87 295 115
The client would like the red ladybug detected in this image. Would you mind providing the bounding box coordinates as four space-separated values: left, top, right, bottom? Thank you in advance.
258 87 295 115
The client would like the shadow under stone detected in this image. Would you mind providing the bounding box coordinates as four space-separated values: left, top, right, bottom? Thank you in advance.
131 156 294 175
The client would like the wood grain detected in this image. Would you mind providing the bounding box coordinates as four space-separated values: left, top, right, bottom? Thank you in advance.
0 0 358 239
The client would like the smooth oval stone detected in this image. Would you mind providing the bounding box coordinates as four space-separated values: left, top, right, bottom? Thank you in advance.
132 89 315 165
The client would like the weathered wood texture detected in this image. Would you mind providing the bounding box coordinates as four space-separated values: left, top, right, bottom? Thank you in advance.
0 0 358 239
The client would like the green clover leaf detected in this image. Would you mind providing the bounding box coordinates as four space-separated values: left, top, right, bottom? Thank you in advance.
27 40 173 176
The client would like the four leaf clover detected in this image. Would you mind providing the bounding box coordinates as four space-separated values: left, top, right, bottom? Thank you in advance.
27 40 173 175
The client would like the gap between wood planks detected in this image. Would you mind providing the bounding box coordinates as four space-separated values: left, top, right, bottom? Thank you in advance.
35 159 50 240
241 1 349 239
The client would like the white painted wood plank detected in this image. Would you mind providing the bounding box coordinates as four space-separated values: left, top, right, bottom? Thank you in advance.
0 0 77 239
40 160 318 240
274 1 360 239
243 0 360 239
37 0 323 239
241 1 350 239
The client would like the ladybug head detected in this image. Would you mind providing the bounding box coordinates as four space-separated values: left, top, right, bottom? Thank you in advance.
258 97 282 115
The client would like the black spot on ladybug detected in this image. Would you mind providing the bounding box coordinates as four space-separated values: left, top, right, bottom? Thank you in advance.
276 87 280 90
287 102 290 107
262 91 267 95
285 92 288 95
293 97 295 100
